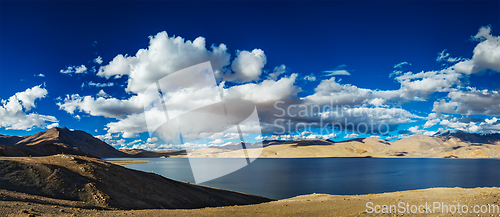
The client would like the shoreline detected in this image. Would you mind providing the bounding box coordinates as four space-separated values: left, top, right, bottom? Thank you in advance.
1 187 498 216
105 156 500 159
105 160 155 165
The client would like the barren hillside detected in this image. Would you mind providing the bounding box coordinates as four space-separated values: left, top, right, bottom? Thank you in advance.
0 154 271 210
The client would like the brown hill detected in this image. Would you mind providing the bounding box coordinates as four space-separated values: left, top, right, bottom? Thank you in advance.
163 138 389 158
0 127 127 158
378 134 445 157
0 154 271 210
151 133 500 159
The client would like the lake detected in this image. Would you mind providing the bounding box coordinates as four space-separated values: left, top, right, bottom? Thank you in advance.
104 158 500 200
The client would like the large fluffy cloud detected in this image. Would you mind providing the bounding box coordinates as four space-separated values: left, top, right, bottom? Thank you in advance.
394 68 463 100
106 113 148 138
438 116 500 134
222 75 419 135
433 87 500 116
57 94 144 119
304 77 405 106
223 73 300 107
14 85 49 111
100 73 301 138
266 102 419 135
453 26 500 74
223 49 267 83
97 31 231 93
0 85 59 130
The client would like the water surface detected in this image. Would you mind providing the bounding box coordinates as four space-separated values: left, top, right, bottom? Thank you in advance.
104 158 500 200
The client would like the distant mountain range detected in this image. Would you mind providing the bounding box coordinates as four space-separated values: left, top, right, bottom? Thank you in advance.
1 127 499 159
163 131 500 159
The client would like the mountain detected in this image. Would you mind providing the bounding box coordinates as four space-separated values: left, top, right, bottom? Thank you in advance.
378 134 444 157
159 133 500 159
165 138 390 158
443 131 500 145
0 134 28 146
3 128 499 159
0 127 127 158
0 154 271 210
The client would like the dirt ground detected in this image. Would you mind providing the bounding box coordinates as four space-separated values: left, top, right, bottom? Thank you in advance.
1 187 499 216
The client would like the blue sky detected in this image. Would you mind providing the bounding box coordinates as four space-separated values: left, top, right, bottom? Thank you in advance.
1 1 500 150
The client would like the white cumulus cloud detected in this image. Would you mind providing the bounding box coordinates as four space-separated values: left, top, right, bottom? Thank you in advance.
57 94 144 119
97 31 231 94
453 26 500 74
0 85 58 130
433 87 500 116
224 49 267 83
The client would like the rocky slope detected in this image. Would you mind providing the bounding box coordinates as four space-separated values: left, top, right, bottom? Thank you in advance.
0 154 271 210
